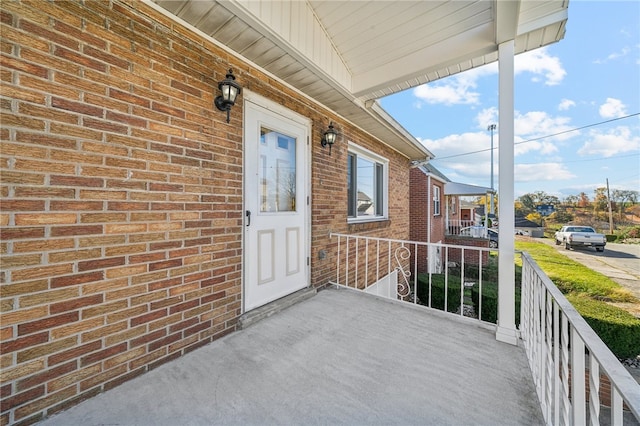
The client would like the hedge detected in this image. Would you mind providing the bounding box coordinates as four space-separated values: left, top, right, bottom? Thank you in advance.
416 273 462 314
470 282 521 326
566 293 640 359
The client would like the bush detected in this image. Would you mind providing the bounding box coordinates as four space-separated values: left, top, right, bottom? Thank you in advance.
416 273 462 314
566 293 640 359
605 234 617 242
470 282 521 326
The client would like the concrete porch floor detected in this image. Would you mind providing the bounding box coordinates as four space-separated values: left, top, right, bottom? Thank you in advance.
39 288 543 425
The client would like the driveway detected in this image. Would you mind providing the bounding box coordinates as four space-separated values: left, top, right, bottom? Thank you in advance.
536 237 640 316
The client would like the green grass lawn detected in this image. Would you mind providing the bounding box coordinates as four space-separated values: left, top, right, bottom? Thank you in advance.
514 240 637 303
515 239 640 359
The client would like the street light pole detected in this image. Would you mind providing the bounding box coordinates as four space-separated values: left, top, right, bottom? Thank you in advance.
487 124 496 218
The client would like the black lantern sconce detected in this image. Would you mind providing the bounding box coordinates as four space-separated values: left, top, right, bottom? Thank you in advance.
321 122 337 154
215 69 242 123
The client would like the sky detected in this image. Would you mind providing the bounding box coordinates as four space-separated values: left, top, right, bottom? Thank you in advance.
380 1 640 201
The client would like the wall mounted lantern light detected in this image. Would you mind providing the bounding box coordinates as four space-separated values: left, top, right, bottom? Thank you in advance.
320 122 337 154
215 69 242 123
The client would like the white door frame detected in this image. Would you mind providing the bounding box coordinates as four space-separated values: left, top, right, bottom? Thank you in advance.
242 91 311 312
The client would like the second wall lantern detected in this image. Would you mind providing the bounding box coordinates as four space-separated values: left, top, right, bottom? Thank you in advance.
215 69 242 123
321 122 337 154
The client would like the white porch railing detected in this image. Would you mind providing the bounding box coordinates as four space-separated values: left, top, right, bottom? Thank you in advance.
329 233 498 323
447 219 478 235
520 252 640 425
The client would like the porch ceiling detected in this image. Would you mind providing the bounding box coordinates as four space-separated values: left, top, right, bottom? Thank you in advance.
149 0 568 160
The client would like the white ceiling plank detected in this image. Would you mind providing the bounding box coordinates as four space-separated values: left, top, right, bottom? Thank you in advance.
352 22 494 98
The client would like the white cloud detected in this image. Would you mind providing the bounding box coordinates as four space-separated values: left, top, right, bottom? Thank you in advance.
474 107 498 130
577 126 640 157
514 111 573 141
594 46 631 64
412 77 481 106
412 48 565 106
558 99 576 111
515 48 566 86
598 98 627 118
418 109 582 188
515 163 575 182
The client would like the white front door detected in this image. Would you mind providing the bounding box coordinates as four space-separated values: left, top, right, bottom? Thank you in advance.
244 99 309 311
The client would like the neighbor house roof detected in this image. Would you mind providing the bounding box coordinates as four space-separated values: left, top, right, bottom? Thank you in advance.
149 0 568 160
417 163 451 183
444 182 494 196
515 217 543 228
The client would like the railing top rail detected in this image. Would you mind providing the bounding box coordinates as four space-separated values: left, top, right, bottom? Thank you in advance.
521 251 640 416
329 232 494 252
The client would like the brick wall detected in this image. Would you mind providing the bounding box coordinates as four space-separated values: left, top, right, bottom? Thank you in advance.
409 168 446 273
0 0 412 423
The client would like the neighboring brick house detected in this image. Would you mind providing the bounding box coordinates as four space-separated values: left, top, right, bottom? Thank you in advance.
0 0 569 422
410 163 493 272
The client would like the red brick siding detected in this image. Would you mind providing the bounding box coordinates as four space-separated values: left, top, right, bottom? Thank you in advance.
409 169 447 273
0 0 413 422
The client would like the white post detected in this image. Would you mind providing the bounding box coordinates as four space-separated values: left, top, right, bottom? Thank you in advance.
496 40 517 345
488 124 496 217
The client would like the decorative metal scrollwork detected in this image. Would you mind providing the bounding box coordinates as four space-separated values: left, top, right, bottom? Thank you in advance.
394 245 411 298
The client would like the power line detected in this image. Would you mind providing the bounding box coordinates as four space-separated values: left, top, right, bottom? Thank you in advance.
518 152 640 165
432 112 640 161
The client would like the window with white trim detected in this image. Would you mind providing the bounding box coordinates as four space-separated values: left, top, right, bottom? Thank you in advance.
433 185 441 216
347 143 388 221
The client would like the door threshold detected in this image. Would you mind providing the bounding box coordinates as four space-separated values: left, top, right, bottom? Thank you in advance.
238 287 317 329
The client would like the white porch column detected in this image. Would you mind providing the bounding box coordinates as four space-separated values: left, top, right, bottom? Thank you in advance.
496 40 518 345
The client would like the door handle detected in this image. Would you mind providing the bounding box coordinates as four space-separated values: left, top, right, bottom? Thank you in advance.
245 210 251 227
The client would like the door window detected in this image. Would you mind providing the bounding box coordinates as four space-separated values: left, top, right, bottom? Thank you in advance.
260 127 297 212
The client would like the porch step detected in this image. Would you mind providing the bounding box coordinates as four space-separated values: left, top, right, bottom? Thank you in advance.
238 287 317 329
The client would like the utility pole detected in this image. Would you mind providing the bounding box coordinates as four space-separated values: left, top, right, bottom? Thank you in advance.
487 124 496 218
606 178 614 234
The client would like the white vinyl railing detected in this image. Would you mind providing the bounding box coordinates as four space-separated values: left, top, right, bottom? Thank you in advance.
520 252 640 425
447 219 478 235
329 233 497 322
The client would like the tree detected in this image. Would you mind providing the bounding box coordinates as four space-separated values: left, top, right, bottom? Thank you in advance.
577 192 590 208
564 194 578 207
611 189 639 219
593 187 608 213
516 191 560 216
551 210 574 223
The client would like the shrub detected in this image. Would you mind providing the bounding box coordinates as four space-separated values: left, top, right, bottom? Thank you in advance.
416 273 462 314
605 234 617 242
566 293 640 359
470 282 521 326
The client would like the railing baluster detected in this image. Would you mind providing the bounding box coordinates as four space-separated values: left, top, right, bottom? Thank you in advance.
553 299 560 426
561 314 570 426
345 236 350 288
571 315 586 425
611 387 623 426
545 292 553 422
413 242 418 304
376 239 380 285
460 247 465 317
588 353 600 426
364 238 369 290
